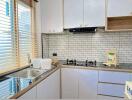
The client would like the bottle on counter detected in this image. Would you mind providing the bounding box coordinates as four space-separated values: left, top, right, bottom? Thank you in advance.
51 53 60 66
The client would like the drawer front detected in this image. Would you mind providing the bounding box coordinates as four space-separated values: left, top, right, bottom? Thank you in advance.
98 83 125 97
99 71 130 84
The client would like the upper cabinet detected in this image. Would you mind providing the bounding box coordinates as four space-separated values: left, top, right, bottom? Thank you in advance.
64 0 84 28
64 0 105 28
106 0 132 31
39 0 132 32
84 0 105 27
40 0 63 33
107 0 132 17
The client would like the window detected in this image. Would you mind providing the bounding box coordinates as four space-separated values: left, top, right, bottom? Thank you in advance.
18 2 33 66
0 0 16 69
0 0 37 69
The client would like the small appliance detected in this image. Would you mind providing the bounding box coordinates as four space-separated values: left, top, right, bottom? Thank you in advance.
65 59 97 67
103 49 118 67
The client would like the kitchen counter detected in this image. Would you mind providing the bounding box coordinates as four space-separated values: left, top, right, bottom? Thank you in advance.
62 63 132 73
0 66 60 99
0 66 29 77
1 62 132 99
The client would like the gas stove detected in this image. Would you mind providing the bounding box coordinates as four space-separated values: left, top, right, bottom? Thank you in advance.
65 59 97 67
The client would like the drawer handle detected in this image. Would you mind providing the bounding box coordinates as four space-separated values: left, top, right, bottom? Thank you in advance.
97 94 124 98
98 81 125 85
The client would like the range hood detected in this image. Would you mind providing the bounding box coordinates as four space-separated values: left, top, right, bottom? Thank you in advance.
68 27 97 33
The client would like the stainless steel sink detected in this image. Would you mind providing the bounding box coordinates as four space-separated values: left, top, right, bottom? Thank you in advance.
8 68 48 80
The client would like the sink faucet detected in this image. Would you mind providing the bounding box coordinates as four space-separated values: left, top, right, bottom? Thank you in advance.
27 53 32 67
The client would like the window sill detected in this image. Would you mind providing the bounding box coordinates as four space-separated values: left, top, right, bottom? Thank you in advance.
0 66 30 77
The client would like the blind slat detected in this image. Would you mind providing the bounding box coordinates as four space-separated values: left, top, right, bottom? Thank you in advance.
18 2 32 66
0 0 16 68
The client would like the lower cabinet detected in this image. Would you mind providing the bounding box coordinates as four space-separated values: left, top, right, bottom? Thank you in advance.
78 69 98 99
98 71 131 98
37 69 60 99
19 87 37 99
18 68 130 99
61 68 129 99
61 68 78 99
61 68 98 99
19 69 60 99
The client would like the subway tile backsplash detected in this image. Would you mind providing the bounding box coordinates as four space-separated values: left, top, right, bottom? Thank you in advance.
43 31 132 63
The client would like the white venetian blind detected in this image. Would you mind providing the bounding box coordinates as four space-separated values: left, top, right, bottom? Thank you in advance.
18 1 32 66
0 0 16 69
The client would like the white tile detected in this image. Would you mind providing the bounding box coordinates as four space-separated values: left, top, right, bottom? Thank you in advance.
43 32 132 63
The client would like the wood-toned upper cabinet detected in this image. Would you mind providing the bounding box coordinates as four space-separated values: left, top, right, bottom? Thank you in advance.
107 0 132 17
84 0 105 27
64 0 84 28
40 0 63 33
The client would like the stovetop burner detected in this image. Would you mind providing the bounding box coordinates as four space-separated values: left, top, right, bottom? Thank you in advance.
65 59 97 67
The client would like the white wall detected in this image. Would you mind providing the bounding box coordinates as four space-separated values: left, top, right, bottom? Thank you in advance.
43 31 132 63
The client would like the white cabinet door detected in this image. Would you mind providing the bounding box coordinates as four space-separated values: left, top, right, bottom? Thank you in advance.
78 69 98 99
19 87 37 99
37 69 60 99
61 68 78 99
64 0 83 28
84 0 105 27
40 0 63 33
107 0 132 17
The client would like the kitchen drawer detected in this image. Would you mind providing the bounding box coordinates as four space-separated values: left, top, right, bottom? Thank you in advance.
98 83 125 97
99 71 130 84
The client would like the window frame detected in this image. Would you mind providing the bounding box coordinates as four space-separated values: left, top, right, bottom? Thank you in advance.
0 0 37 73
15 0 37 67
